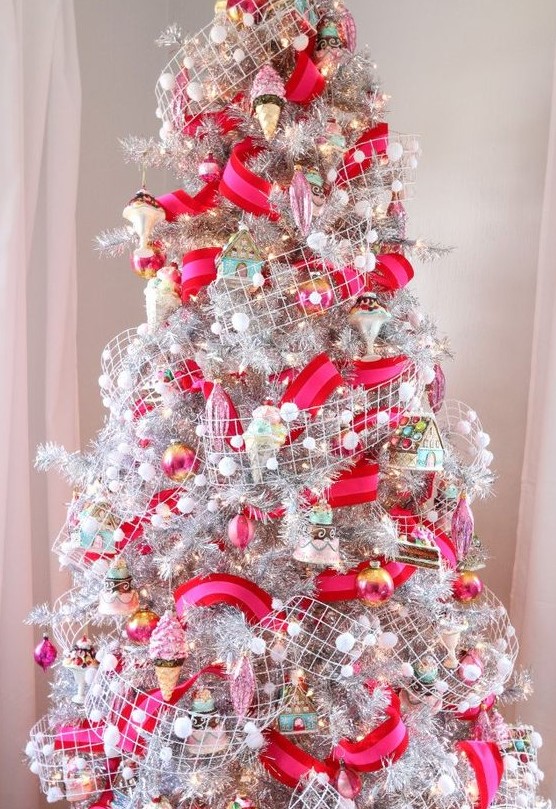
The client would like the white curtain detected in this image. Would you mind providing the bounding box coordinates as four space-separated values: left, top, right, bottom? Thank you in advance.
512 54 556 803
0 1 80 806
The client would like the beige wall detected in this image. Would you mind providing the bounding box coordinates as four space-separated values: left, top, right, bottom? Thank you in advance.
75 0 556 606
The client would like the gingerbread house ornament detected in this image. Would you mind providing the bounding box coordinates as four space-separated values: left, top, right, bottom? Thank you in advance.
389 410 445 472
277 680 318 735
216 225 264 284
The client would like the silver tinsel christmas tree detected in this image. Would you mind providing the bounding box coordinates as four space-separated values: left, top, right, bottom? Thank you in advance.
26 2 549 809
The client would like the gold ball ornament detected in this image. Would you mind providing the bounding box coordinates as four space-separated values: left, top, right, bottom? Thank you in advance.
355 562 395 605
160 442 199 482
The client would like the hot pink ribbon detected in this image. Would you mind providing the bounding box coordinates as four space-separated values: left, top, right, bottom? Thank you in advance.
372 253 414 292
336 123 389 184
54 720 106 754
219 138 278 220
174 573 276 626
181 247 221 302
157 182 219 221
285 50 326 104
351 355 409 389
457 740 504 809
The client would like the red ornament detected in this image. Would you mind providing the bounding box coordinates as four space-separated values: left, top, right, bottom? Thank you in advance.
295 276 334 315
453 570 483 603
228 514 255 549
130 239 167 279
125 607 161 644
335 763 362 799
356 563 394 605
34 634 58 671
160 442 199 482
198 153 222 184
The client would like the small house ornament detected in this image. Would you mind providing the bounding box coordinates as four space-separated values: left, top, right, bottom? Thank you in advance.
277 675 318 735
389 409 445 472
78 501 118 553
293 501 340 567
216 224 265 284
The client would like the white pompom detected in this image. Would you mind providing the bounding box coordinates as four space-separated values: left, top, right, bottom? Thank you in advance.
47 786 65 802
138 462 156 482
335 632 356 653
103 724 121 747
85 666 97 685
378 632 398 649
218 456 238 477
117 370 134 390
366 252 377 271
211 321 223 335
391 179 403 193
207 499 219 513
105 465 119 481
327 168 338 183
195 424 206 437
113 527 125 544
186 81 205 102
25 741 35 757
30 760 40 774
341 664 354 678
400 662 414 678
497 656 513 677
210 24 228 43
337 189 349 206
101 653 118 672
467 409 477 421
88 708 103 723
233 48 246 63
353 149 366 163
530 731 543 749
231 312 250 332
81 515 99 536
156 503 172 518
398 381 416 403
131 709 147 725
456 420 471 435
171 715 192 740
73 757 87 771
102 397 112 408
467 694 482 708
161 120 174 135
306 231 328 251
292 33 309 51
434 679 449 694
437 774 456 796
354 254 366 269
194 473 207 487
159 72 176 91
302 436 317 450
252 271 265 288
376 410 390 426
280 402 299 423
355 200 371 217
474 431 490 448
250 636 267 655
409 156 418 169
98 374 110 389
159 746 173 763
287 622 301 637
230 434 244 448
242 12 255 25
362 632 377 647
367 228 379 244
271 597 284 610
480 449 494 467
426 509 439 523
309 290 322 304
270 641 287 662
177 496 195 514
423 366 436 384
266 457 279 471
506 624 516 637
340 409 353 425
245 730 265 750
504 755 519 773
122 766 135 781
387 142 404 162
342 431 360 451
136 322 149 336
462 664 482 682
42 743 54 757
456 700 470 713
182 56 194 69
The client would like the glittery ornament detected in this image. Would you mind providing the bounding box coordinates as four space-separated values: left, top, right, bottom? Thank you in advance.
228 514 255 549
160 442 199 482
229 656 256 718
427 363 446 413
130 239 167 279
289 169 313 236
125 607 161 644
389 411 445 472
34 634 58 671
206 383 231 453
295 275 334 315
356 562 394 604
453 570 483 603
451 493 474 561
335 763 362 799
250 65 286 140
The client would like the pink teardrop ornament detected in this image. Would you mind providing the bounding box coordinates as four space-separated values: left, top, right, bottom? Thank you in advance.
228 514 255 549
335 764 362 799
340 8 357 53
205 383 231 453
230 656 256 718
427 363 446 413
34 634 58 671
451 493 474 561
289 170 313 237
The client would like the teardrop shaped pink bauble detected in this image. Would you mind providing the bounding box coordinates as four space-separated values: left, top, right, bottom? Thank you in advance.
340 9 357 53
205 382 231 453
451 493 474 561
230 656 256 718
427 363 446 413
336 765 362 799
34 634 58 671
228 514 255 549
289 170 313 236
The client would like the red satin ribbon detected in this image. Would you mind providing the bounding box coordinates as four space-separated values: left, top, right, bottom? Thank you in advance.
336 123 389 185
54 720 106 754
157 182 219 221
260 728 335 786
351 355 409 389
371 253 414 292
174 573 275 626
181 247 221 302
285 50 326 104
219 138 279 220
281 352 344 415
457 740 504 809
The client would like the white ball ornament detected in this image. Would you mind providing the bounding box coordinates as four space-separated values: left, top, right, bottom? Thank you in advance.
353 149 366 163
354 254 366 269
341 664 354 678
481 450 494 467
233 48 246 63
467 409 478 422
211 321 223 335
386 142 404 162
280 402 299 423
161 120 174 135
138 462 156 482
117 370 134 390
102 397 112 408
218 456 238 477
391 179 403 193
335 632 356 653
231 312 250 332
437 775 456 796
456 700 470 714
362 632 377 647
302 436 317 450
158 72 176 91
292 33 309 51
342 431 360 451
136 322 149 336
266 457 279 471
423 366 436 384
337 189 349 206
186 81 205 102
378 632 398 649
177 496 196 514
271 597 284 610
210 24 228 43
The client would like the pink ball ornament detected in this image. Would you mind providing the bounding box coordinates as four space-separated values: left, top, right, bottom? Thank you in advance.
34 634 58 671
228 514 255 549
335 764 362 799
295 276 334 315
356 562 394 605
125 607 160 644
198 152 222 184
130 239 167 279
453 570 483 603
160 442 199 482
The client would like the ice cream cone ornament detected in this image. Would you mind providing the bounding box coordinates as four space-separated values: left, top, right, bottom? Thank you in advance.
98 557 140 616
250 64 286 140
242 403 288 483
123 188 166 259
148 610 188 701
349 292 392 360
